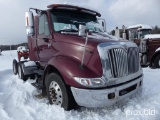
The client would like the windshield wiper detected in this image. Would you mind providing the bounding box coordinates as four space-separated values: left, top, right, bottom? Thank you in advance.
58 29 78 33
88 29 101 33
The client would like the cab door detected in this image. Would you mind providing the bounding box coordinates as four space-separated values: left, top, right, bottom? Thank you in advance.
37 13 53 65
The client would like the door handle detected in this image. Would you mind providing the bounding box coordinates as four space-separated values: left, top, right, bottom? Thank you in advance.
48 43 51 48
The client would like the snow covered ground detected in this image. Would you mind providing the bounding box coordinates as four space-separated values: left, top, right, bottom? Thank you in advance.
0 50 160 120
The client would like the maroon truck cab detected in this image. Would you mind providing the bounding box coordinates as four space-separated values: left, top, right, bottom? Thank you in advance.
13 4 143 110
113 24 160 68
140 35 160 68
126 25 160 68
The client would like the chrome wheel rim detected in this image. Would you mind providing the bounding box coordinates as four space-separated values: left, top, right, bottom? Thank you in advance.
49 81 62 105
18 65 22 78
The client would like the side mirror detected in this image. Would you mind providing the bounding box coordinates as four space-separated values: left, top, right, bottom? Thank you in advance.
78 24 87 36
25 11 34 36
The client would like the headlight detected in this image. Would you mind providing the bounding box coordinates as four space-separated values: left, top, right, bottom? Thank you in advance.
140 40 147 53
74 77 107 88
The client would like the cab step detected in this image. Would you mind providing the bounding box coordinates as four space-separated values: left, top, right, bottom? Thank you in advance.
34 70 44 76
31 82 44 89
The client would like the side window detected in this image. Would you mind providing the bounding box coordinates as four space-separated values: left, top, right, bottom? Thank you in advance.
38 14 50 36
38 15 45 34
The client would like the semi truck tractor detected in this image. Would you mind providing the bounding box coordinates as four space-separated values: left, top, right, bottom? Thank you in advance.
12 4 143 110
141 34 160 68
114 24 160 68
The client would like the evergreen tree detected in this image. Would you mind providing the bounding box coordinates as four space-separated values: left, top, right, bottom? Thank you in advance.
152 26 160 34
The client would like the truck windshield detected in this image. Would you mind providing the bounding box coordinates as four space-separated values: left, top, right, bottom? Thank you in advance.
141 30 151 37
138 29 151 39
51 9 103 33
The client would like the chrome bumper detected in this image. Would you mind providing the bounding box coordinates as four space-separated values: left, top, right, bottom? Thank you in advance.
71 76 143 108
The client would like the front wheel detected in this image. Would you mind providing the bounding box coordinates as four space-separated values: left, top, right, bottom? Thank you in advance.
154 55 160 68
45 73 76 110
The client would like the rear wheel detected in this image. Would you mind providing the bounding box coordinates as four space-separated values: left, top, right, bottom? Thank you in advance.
18 63 28 81
154 55 160 68
45 73 76 110
13 59 18 75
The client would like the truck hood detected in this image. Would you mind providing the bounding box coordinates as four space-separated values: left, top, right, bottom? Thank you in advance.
54 32 127 50
144 34 160 40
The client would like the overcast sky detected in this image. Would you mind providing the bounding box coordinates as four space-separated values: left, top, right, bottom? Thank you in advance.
0 0 160 45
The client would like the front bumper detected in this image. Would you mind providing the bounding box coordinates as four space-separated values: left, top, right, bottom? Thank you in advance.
71 75 143 108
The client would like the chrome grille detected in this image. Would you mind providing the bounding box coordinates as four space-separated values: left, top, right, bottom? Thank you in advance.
108 48 128 77
108 47 139 78
128 47 139 74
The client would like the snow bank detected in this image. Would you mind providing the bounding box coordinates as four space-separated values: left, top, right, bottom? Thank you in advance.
17 46 28 52
0 50 160 120
127 24 152 30
0 50 17 71
144 34 160 39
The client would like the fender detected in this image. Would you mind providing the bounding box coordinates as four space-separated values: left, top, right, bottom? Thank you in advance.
155 47 160 52
44 56 101 88
151 48 160 64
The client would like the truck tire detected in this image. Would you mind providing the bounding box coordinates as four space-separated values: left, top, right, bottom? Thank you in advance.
13 59 18 75
154 55 160 68
45 73 75 110
18 63 28 81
